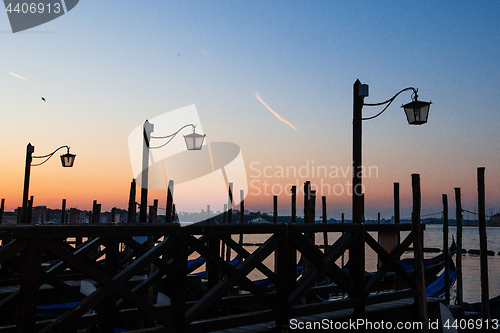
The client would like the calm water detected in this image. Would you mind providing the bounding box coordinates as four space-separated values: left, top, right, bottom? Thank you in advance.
228 224 500 304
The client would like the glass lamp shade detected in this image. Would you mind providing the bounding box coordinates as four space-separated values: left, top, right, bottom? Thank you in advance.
184 133 206 150
402 100 431 125
60 153 76 167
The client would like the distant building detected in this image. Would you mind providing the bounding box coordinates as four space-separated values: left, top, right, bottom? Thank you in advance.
490 213 500 224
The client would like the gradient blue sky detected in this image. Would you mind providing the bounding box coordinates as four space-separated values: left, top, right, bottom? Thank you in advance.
1 1 500 220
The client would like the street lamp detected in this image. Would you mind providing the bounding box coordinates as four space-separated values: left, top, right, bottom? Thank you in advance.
21 143 76 224
349 80 431 308
352 80 431 224
139 120 206 222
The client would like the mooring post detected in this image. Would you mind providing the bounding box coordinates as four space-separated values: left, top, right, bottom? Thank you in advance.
148 200 158 224
104 236 119 331
206 204 211 223
226 184 233 263
61 199 66 224
442 194 450 305
273 195 278 223
221 204 227 263
394 182 401 290
276 224 294 331
92 200 101 224
0 199 4 224
27 196 33 224
127 179 136 224
455 187 464 305
228 182 233 225
291 186 296 224
411 174 428 332
172 227 188 332
341 212 345 268
237 190 244 262
17 237 43 332
478 167 491 332
145 200 158 327
166 180 174 223
322 196 328 252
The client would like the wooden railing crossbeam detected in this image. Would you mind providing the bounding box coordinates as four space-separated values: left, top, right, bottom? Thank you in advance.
185 234 282 324
219 233 277 282
364 232 416 294
288 232 356 304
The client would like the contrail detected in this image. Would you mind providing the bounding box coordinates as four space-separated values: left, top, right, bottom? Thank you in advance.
255 91 297 131
9 72 28 80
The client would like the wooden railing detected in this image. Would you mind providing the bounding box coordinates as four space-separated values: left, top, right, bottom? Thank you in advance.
0 222 425 332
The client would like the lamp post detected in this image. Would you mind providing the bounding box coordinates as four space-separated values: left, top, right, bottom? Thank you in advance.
21 143 76 224
352 79 431 224
350 80 431 314
139 120 206 222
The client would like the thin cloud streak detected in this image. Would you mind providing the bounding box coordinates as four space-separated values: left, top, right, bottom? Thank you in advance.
255 91 297 131
8 72 28 80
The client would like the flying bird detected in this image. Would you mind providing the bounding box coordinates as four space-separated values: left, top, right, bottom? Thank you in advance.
41 97 46 102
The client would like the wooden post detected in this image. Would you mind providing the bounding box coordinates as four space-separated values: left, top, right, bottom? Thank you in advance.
27 196 33 224
61 199 66 224
17 238 43 332
341 213 345 268
322 196 328 252
377 212 380 224
111 207 116 223
0 199 4 224
228 183 233 224
127 179 136 223
394 182 400 224
92 200 101 224
166 180 174 223
104 237 119 331
172 228 188 332
221 204 227 262
148 199 158 224
291 186 296 224
455 187 464 305
140 185 148 223
237 190 244 263
146 200 158 327
442 194 450 305
412 174 428 332
478 167 491 332
207 231 220 290
276 225 295 331
226 184 233 262
394 182 401 290
273 195 278 223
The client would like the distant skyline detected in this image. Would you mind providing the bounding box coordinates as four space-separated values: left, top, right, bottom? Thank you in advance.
1 1 500 220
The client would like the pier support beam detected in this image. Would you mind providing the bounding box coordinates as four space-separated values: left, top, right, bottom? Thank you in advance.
411 174 428 332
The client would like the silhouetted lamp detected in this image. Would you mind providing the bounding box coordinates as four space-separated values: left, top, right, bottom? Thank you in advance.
352 81 431 226
60 148 76 167
184 130 206 150
402 95 432 125
21 144 76 223
140 121 206 222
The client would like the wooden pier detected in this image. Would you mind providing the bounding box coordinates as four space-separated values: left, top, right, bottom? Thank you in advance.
0 220 433 332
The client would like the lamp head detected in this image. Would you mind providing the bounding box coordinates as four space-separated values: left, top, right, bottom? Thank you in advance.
60 147 76 167
183 127 206 150
402 91 431 125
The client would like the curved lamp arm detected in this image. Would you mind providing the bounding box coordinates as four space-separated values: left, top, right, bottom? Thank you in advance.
148 123 198 149
32 145 71 166
362 87 418 121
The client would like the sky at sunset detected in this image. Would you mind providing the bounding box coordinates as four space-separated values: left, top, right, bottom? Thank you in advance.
1 1 500 220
